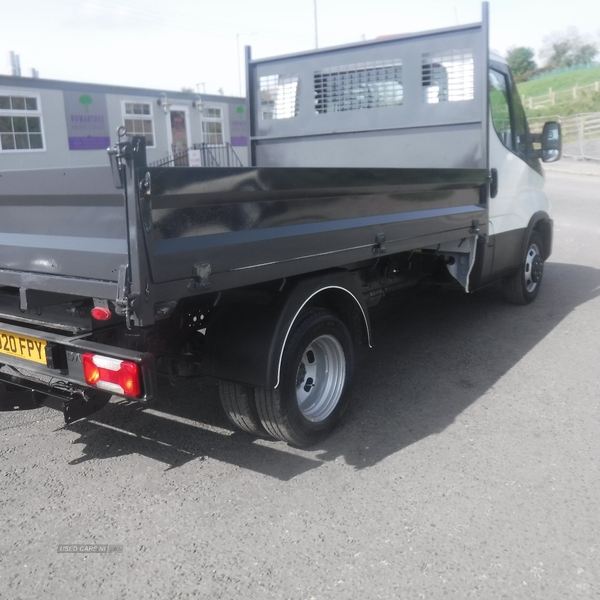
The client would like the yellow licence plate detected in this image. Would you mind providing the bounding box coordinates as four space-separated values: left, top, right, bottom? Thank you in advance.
0 330 47 365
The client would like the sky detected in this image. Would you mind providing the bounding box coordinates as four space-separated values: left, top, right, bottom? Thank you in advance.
1 0 599 97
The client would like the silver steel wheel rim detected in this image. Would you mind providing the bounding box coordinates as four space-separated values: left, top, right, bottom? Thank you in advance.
524 242 542 293
295 334 346 423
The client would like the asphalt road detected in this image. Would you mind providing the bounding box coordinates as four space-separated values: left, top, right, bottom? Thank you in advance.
1 171 599 600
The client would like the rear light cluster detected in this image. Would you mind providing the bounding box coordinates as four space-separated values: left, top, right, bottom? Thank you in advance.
82 353 142 397
91 307 112 321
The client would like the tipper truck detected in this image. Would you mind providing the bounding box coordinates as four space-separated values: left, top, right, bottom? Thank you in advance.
0 4 561 446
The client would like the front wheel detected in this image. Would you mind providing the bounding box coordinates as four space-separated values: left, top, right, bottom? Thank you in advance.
502 231 545 305
255 309 355 447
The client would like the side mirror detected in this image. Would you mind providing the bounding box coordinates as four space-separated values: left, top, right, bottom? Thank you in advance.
541 121 562 163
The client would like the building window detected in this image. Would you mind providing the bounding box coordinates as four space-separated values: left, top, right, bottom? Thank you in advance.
204 107 222 119
122 101 155 147
202 105 224 144
0 94 45 151
202 121 223 144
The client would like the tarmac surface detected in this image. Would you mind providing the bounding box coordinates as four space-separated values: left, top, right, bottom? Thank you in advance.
544 156 600 177
1 168 599 599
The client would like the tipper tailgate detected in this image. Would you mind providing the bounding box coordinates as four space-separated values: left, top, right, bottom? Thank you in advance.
0 166 128 284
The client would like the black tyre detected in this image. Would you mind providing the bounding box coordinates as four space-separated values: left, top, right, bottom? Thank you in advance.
218 380 269 437
255 309 355 447
503 232 545 305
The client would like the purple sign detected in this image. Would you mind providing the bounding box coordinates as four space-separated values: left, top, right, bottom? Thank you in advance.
64 91 111 150
229 104 248 147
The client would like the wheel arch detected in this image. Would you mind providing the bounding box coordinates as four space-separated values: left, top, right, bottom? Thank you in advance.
200 270 370 389
275 284 370 388
527 211 553 260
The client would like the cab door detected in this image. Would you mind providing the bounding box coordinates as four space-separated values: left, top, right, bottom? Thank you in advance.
487 62 548 278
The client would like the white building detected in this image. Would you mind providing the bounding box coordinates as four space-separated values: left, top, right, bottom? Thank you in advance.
0 75 249 170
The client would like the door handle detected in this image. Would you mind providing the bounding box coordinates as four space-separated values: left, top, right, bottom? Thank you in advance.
489 168 498 199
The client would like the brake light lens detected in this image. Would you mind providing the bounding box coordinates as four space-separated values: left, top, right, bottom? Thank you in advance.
91 307 112 321
82 353 142 397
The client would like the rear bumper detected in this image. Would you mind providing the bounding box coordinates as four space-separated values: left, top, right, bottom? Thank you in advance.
0 319 157 422
0 372 112 423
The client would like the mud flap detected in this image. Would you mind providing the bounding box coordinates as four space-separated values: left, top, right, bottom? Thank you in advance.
62 392 111 424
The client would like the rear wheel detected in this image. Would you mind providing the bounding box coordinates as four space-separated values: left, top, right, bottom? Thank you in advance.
503 232 545 305
218 380 268 437
255 309 354 447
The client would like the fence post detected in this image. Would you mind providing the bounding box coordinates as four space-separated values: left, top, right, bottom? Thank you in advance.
573 85 578 99
596 81 599 92
578 115 585 158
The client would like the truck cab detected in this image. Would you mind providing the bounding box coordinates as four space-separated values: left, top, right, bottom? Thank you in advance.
484 50 558 301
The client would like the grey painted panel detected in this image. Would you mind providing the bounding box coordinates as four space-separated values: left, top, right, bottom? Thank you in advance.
249 20 487 170
253 29 483 135
1 165 122 194
0 166 127 283
255 124 483 168
0 269 118 299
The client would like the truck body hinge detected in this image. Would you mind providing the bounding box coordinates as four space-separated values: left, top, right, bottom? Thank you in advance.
115 264 129 308
107 127 134 189
372 233 387 255
115 264 136 328
140 171 151 196
469 219 481 235
188 263 212 291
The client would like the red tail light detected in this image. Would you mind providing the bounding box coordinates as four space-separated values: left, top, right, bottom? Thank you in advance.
82 353 142 397
91 307 112 321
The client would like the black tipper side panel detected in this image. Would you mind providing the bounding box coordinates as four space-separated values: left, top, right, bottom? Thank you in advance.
140 166 488 287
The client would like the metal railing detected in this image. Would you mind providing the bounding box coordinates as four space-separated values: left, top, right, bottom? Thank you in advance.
149 147 191 167
148 143 244 168
529 112 600 161
194 143 244 167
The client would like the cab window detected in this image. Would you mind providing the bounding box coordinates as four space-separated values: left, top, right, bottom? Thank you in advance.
489 68 529 161
508 73 530 159
489 69 513 151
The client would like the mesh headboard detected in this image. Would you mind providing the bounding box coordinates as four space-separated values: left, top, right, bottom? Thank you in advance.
247 9 489 170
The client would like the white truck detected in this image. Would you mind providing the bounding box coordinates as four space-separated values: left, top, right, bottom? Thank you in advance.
0 3 561 446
